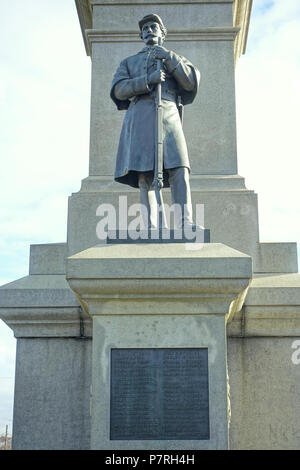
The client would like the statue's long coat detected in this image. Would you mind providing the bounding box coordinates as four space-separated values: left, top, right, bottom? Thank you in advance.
110 46 200 188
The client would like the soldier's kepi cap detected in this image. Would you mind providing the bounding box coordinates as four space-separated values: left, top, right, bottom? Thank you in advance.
138 13 166 32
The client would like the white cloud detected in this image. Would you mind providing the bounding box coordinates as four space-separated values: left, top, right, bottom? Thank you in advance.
235 0 300 246
0 1 91 265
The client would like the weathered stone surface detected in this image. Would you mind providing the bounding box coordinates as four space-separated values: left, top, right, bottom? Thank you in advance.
228 336 300 450
255 242 298 274
67 186 261 267
29 243 67 275
12 337 92 450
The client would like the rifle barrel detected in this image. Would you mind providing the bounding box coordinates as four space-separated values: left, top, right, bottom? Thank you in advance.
152 38 167 228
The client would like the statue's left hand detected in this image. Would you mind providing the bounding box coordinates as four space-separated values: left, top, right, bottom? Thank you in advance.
153 45 170 60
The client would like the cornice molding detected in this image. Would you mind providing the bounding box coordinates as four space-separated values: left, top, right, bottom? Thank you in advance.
75 0 93 55
0 306 92 338
233 0 253 63
68 277 250 318
75 0 252 62
90 0 234 4
85 27 239 54
0 273 92 338
66 243 252 320
228 273 300 337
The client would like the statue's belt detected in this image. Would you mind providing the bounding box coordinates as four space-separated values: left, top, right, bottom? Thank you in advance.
131 88 178 105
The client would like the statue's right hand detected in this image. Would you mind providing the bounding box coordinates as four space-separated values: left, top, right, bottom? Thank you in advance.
148 70 166 85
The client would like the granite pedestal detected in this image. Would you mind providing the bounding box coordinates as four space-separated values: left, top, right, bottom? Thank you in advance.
66 242 252 449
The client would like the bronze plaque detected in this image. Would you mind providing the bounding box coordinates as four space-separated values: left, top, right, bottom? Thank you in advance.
110 348 209 440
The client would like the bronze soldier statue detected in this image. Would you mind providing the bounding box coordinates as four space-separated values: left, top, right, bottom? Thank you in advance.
110 14 200 229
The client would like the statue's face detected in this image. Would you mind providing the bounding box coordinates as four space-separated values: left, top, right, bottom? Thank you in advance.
141 21 164 46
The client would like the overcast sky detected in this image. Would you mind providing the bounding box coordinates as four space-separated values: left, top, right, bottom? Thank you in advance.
0 0 300 435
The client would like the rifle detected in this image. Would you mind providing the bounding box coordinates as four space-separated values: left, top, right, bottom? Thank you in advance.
152 37 167 229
